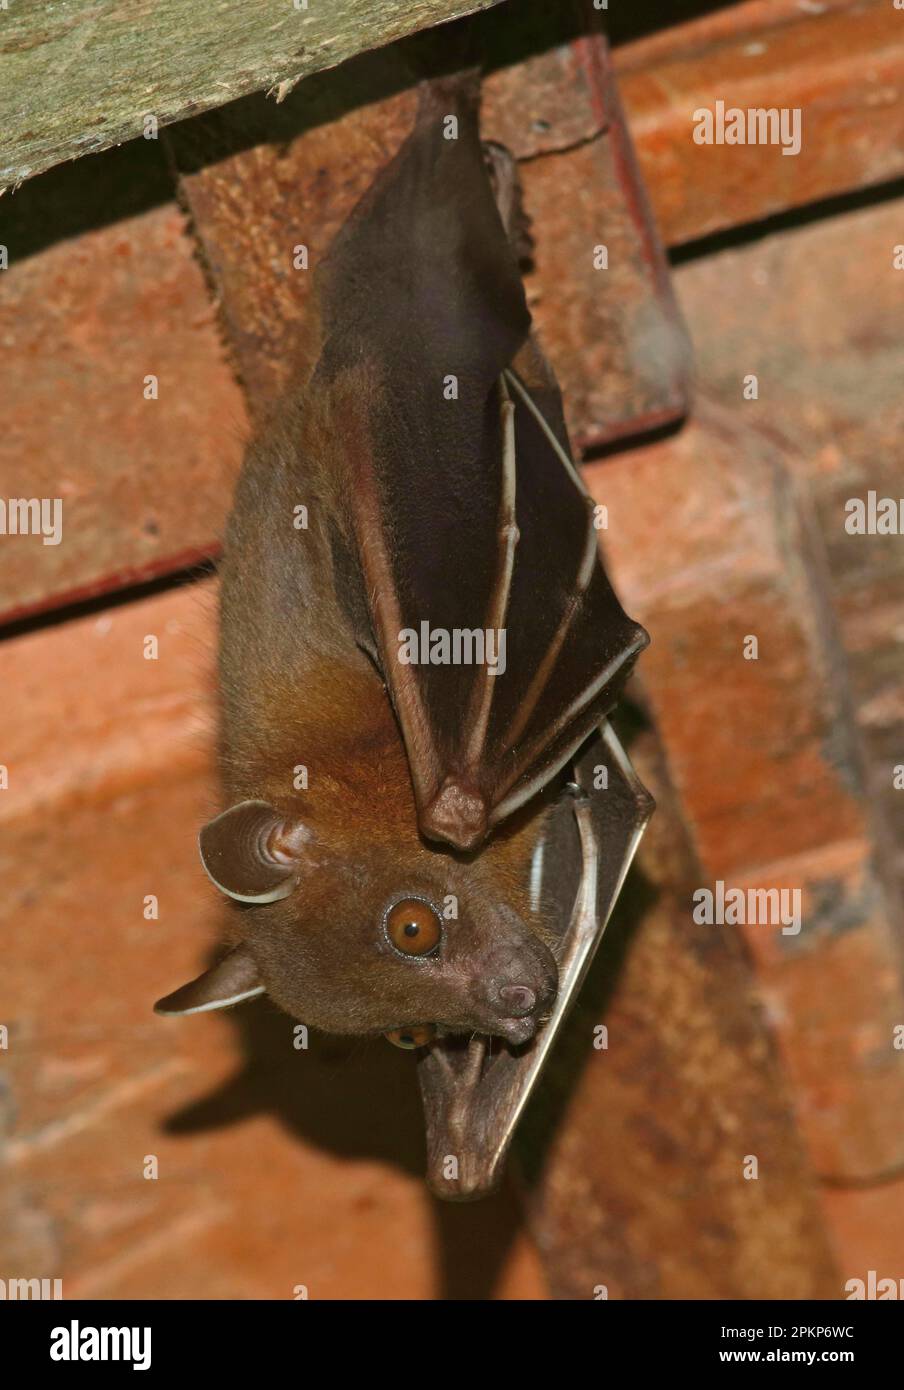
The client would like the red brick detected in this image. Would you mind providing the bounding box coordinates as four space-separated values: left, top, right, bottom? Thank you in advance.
0 145 246 624
588 405 904 1187
617 0 904 245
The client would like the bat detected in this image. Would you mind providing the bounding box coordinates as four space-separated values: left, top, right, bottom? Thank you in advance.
154 69 653 1199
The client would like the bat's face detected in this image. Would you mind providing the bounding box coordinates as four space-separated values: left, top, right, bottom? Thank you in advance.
252 842 558 1044
173 797 558 1045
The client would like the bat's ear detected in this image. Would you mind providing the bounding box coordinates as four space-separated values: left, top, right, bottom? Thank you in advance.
154 945 264 1016
199 799 309 904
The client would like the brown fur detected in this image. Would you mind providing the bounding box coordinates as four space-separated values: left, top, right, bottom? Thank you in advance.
215 363 558 1038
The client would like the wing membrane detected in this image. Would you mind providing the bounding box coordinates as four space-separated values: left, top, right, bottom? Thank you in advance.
312 75 647 849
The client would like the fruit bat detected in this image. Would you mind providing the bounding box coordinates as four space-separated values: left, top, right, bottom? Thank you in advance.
155 70 653 1199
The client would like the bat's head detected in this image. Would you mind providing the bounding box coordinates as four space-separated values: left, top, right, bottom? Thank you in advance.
154 796 558 1046
154 725 653 1202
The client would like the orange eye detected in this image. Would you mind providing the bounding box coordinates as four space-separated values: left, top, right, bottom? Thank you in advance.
384 897 442 957
385 1024 436 1049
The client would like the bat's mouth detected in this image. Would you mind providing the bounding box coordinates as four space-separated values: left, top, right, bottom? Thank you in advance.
496 1015 540 1046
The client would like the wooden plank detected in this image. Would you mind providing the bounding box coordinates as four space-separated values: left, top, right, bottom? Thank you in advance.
0 0 504 193
674 196 904 912
612 0 857 72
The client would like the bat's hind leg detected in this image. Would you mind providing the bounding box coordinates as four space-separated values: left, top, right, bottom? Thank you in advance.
482 140 534 267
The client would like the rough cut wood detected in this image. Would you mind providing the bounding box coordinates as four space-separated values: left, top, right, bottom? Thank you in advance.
0 157 247 624
0 0 503 193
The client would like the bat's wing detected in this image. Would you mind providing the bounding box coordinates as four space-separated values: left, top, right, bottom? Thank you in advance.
417 720 655 1199
314 76 647 851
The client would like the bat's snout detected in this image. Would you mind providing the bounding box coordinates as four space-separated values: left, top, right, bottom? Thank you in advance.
483 955 557 1044
490 986 542 1045
496 983 536 1016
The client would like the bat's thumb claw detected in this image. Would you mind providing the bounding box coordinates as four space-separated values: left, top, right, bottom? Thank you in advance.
420 781 488 852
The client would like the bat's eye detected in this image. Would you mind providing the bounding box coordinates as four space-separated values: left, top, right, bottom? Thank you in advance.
384 897 442 958
385 1024 436 1049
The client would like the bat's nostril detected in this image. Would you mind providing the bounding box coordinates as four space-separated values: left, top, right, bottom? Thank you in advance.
497 984 537 1017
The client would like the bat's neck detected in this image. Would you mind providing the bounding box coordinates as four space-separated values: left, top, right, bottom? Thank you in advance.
224 654 418 839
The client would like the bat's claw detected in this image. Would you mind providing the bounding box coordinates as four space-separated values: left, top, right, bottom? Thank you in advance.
420 780 488 852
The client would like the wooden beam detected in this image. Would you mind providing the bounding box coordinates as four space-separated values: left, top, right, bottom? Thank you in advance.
0 0 503 193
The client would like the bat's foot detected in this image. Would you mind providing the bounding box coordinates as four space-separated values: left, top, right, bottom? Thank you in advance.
482 140 534 268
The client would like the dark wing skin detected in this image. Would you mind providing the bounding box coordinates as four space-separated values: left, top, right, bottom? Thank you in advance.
418 720 655 1199
313 74 647 851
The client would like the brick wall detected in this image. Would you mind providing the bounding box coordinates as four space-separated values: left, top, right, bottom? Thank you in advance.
2 0 903 1299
